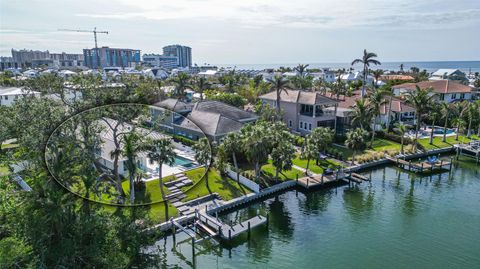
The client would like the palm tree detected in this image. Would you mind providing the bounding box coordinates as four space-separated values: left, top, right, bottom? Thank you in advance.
466 101 479 138
395 122 407 154
441 103 451 142
192 76 211 100
452 101 468 141
170 72 191 99
405 86 434 150
271 142 296 179
294 64 310 78
122 132 147 204
242 124 271 178
371 69 384 88
300 137 317 175
428 102 442 145
267 75 290 117
345 128 368 165
351 99 373 130
193 138 212 188
147 138 176 218
309 127 334 165
351 49 381 97
221 132 242 182
366 88 390 147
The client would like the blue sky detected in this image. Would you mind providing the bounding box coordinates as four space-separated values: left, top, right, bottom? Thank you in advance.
0 0 479 65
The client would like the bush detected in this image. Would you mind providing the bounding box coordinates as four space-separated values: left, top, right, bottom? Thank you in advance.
377 131 412 145
294 136 305 147
172 135 196 147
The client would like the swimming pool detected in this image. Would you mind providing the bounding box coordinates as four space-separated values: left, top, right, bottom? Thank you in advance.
174 156 194 167
433 128 455 135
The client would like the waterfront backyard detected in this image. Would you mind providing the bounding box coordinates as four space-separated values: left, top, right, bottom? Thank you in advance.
147 156 480 269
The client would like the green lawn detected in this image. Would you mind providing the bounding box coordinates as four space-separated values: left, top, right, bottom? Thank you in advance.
371 138 401 151
182 168 251 202
333 138 401 158
293 155 342 174
0 144 18 150
261 162 304 181
122 175 175 204
418 135 478 151
149 203 178 223
0 165 9 176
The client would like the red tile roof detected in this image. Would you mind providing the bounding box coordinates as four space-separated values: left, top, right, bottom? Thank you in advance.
392 80 472 94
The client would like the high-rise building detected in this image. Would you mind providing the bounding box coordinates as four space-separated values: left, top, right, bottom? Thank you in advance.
162 45 192 68
83 47 141 69
142 54 179 69
50 53 84 68
11 49 51 68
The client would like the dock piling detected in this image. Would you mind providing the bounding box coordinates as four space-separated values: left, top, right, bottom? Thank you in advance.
247 221 251 240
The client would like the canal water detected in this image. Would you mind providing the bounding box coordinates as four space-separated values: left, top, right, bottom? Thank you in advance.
148 157 480 269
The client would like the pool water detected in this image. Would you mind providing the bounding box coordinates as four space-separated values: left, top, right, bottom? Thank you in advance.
174 156 194 167
148 157 480 269
433 128 455 135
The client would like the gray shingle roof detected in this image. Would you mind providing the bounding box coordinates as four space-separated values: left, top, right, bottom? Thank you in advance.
153 98 192 112
259 89 337 105
180 110 244 137
193 100 258 122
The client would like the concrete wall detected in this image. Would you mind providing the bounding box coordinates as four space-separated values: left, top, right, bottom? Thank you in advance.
226 169 260 193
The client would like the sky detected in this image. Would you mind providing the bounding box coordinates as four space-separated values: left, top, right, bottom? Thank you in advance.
0 0 479 65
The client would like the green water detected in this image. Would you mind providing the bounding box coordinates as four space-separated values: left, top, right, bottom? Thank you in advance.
149 158 480 269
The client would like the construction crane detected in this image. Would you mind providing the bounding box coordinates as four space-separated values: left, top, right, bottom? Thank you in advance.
58 27 109 68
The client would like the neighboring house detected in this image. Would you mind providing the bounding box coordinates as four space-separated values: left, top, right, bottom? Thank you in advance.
0 87 40 106
379 75 414 82
392 80 473 103
153 99 258 141
339 71 374 84
259 89 338 135
430 69 468 84
323 91 415 133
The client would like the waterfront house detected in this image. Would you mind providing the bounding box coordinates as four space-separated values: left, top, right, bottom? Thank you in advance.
259 89 338 135
153 99 258 141
392 80 473 103
323 91 416 133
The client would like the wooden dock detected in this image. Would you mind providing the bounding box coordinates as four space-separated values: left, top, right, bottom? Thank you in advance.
297 171 346 189
194 210 267 241
385 156 452 173
219 215 267 240
454 142 480 163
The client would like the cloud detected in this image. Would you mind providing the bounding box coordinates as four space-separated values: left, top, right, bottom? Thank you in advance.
73 0 480 29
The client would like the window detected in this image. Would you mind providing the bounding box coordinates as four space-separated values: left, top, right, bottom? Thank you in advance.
4 95 8 100
289 120 292 127
460 93 465 99
300 122 303 129
309 123 312 130
452 93 457 99
439 93 445 101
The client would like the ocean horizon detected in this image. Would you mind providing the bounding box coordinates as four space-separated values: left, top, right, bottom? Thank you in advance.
215 60 480 73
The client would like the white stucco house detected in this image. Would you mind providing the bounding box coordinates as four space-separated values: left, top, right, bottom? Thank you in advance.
0 87 40 106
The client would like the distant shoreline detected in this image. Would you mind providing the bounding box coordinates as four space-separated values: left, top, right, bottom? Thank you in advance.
213 60 480 73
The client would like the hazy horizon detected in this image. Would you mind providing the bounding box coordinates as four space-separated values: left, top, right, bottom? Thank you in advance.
1 0 479 64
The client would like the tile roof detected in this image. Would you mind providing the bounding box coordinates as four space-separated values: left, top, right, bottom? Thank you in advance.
392 80 472 94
